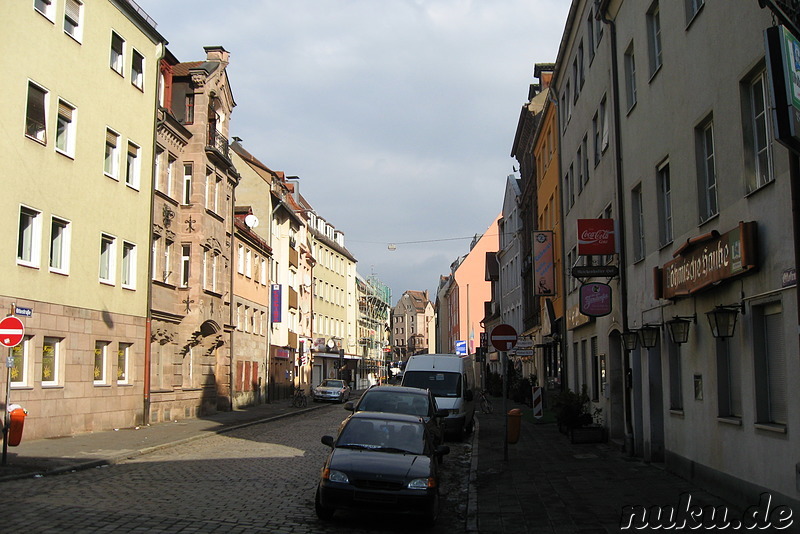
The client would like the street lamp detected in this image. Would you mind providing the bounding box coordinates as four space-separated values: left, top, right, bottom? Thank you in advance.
666 315 695 345
621 330 639 351
638 324 661 349
706 305 743 339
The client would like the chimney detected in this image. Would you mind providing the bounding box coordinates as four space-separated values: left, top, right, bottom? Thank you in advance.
204 46 230 66
286 176 300 203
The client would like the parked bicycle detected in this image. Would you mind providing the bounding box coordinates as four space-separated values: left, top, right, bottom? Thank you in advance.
478 390 493 414
291 386 308 408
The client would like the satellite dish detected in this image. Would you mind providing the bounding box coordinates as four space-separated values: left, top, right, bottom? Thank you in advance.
245 214 259 228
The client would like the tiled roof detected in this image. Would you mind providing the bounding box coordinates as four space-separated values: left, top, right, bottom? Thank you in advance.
172 61 202 77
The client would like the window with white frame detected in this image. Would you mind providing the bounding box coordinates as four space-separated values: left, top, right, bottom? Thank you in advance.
117 343 131 384
647 1 663 77
753 302 787 426
49 216 71 273
180 244 190 287
18 206 42 267
110 31 125 75
624 43 637 111
182 163 193 204
34 0 55 20
125 141 140 189
685 0 704 24
151 234 160 281
10 335 32 387
743 69 774 193
657 161 673 246
163 240 172 283
204 250 218 292
165 154 176 197
261 257 267 286
26 82 48 143
99 233 116 284
205 168 213 210
94 340 109 384
246 248 252 278
41 336 61 386
696 117 718 222
154 146 164 192
237 244 245 274
55 100 76 157
214 175 222 213
131 49 144 90
631 185 645 262
104 129 120 178
122 241 136 289
63 0 83 41
600 96 609 153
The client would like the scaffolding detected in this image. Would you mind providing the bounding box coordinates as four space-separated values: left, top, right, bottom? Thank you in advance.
356 274 391 387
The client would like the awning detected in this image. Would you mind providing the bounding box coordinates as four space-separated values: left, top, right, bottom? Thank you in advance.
313 352 361 360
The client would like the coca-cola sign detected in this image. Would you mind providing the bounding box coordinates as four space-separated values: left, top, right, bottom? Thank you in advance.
579 282 613 317
577 219 616 256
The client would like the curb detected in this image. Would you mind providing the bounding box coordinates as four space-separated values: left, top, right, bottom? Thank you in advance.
466 416 480 533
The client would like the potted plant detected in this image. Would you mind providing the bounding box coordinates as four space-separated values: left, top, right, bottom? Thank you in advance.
552 386 606 443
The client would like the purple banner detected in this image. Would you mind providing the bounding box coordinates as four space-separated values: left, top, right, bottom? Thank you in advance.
579 282 612 317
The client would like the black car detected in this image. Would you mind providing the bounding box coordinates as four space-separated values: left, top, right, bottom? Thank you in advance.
315 411 450 525
344 385 447 447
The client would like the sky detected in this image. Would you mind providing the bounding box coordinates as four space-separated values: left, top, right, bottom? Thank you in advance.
136 0 571 304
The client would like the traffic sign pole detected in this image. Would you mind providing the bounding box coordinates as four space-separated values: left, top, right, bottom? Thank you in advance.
0 316 25 466
3 347 10 465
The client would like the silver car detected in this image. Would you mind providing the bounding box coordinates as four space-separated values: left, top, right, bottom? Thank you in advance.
313 379 352 403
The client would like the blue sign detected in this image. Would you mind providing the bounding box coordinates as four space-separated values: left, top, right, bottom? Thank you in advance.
455 340 467 355
14 307 33 317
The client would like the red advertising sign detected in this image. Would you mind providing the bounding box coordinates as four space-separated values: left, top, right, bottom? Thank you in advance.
270 284 282 323
577 219 616 256
579 282 612 317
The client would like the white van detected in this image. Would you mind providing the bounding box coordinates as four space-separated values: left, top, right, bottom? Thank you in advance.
401 353 476 440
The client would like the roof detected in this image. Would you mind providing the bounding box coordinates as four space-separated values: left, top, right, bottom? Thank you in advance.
172 61 219 77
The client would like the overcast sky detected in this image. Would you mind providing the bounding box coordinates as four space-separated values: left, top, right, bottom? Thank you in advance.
137 0 570 304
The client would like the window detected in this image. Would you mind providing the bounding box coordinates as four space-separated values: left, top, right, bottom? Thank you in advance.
657 161 673 246
49 216 71 273
125 142 140 189
624 43 637 111
587 9 595 61
716 339 741 418
41 336 60 386
578 42 585 89
131 49 144 90
592 112 600 165
18 206 42 267
154 147 164 192
180 244 191 288
151 234 160 280
182 163 193 204
104 129 120 178
205 169 214 210
26 82 47 143
55 100 76 156
743 70 774 192
163 240 172 283
165 155 176 197
10 336 32 387
185 93 195 124
34 0 55 20
246 248 252 278
668 344 683 411
566 164 574 209
631 185 645 261
63 0 82 41
261 257 267 286
582 135 589 187
117 343 131 384
99 233 116 284
753 302 787 426
110 32 125 75
122 241 136 289
572 58 579 104
237 244 245 275
696 118 718 222
204 250 218 292
647 2 663 77
94 341 109 384
576 146 584 194
600 96 609 153
685 0 704 23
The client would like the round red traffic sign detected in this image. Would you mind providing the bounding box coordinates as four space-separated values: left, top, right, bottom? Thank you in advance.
0 316 25 348
490 323 518 351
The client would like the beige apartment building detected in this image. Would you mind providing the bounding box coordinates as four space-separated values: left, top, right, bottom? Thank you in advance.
148 45 238 423
1 0 165 439
391 290 435 358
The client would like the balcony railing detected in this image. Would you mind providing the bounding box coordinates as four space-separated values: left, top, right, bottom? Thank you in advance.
207 129 230 160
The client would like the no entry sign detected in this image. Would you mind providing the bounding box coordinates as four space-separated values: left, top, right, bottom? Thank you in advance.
0 316 24 348
490 324 518 351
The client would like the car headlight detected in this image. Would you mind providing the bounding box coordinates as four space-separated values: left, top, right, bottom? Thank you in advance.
407 477 436 490
323 468 349 483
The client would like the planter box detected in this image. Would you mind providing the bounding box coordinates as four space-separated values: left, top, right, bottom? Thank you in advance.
569 425 606 444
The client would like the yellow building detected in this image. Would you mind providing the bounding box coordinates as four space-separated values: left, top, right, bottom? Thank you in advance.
1 0 165 438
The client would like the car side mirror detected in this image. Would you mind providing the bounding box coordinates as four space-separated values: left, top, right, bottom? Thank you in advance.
435 445 450 456
465 390 474 402
344 401 355 412
321 435 335 448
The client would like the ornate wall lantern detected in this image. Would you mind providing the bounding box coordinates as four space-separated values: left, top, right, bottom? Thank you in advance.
638 324 661 349
706 305 743 339
666 315 696 345
621 331 639 351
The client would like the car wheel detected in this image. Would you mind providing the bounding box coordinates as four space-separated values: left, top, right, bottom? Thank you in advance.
315 488 335 521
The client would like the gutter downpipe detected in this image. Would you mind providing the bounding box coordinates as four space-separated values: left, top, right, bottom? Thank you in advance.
144 41 167 426
548 87 567 395
599 3 634 453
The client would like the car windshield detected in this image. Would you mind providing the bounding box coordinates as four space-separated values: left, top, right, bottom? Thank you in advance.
402 371 462 398
357 390 430 417
337 419 424 455
320 380 344 388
